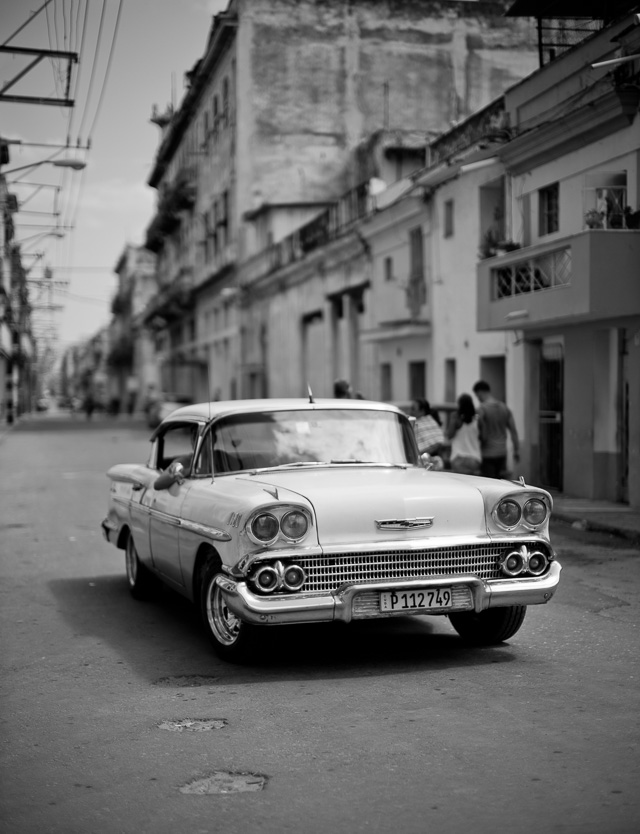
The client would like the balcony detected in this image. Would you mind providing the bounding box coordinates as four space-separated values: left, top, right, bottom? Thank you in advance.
477 229 640 331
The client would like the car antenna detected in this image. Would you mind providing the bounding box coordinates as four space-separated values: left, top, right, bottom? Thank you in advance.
307 384 314 404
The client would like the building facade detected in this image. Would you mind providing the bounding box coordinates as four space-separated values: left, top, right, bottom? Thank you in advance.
477 7 640 507
142 0 538 402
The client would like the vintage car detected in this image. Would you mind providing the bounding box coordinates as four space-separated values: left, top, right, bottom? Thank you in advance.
101 398 561 662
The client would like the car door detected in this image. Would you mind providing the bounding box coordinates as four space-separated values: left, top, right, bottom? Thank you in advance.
148 421 200 587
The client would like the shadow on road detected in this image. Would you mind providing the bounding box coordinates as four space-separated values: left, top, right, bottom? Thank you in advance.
48 572 521 686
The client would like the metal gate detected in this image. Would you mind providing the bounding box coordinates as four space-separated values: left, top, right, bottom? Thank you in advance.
539 342 564 490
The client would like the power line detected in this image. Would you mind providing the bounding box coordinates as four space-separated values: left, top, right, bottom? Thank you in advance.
86 0 125 142
75 0 108 143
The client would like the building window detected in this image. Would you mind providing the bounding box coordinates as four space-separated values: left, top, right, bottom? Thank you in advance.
384 256 393 281
409 227 424 276
408 361 426 400
444 199 454 238
539 183 559 236
445 358 456 403
203 111 209 148
212 95 219 142
380 363 392 401
407 227 426 318
222 77 229 127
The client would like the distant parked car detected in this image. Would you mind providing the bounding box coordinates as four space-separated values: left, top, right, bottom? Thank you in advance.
35 397 50 412
146 393 194 428
102 397 561 663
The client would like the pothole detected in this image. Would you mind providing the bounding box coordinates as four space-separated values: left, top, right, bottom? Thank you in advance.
158 718 227 733
179 771 269 795
154 675 221 688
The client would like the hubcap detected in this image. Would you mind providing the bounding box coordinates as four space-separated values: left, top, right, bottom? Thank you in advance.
206 576 241 646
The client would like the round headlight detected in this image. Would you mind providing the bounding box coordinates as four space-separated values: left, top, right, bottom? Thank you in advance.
250 512 279 543
523 498 548 526
527 550 548 576
280 510 309 541
500 548 526 576
496 499 522 528
283 564 306 591
253 565 279 592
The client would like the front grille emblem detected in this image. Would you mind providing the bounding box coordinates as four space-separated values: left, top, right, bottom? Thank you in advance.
375 517 434 530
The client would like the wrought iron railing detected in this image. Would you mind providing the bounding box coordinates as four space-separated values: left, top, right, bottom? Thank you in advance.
492 247 572 300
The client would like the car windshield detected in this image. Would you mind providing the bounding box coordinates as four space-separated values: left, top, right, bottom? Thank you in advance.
211 408 419 472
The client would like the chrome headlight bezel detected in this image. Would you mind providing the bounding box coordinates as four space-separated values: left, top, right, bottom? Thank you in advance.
493 498 523 530
247 512 280 546
245 505 313 548
492 492 551 532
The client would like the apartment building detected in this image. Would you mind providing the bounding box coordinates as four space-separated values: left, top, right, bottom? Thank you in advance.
477 6 640 506
141 0 537 401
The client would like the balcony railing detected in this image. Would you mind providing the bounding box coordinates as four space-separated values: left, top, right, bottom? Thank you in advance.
492 247 572 300
477 229 640 331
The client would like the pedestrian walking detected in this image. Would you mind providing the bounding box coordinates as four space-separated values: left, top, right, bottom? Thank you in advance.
446 393 481 475
411 398 446 466
472 380 520 478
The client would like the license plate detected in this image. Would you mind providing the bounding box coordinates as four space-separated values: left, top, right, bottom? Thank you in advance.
380 588 453 612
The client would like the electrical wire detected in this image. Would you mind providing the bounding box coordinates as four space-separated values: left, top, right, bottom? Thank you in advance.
86 0 124 142
66 0 89 145
75 0 108 143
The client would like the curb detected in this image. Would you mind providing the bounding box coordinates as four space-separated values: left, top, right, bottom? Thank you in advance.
552 511 640 545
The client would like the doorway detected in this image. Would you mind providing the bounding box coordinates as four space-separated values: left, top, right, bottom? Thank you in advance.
539 341 564 490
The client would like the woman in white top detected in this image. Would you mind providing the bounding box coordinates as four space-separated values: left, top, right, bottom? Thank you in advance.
446 393 481 475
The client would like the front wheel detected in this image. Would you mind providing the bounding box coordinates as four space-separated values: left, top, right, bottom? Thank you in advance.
200 559 257 663
125 534 157 600
448 605 527 645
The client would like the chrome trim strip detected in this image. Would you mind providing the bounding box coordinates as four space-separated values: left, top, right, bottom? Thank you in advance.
376 517 434 530
180 518 232 542
150 509 181 529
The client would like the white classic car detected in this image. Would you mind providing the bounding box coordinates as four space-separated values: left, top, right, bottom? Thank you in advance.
101 398 561 662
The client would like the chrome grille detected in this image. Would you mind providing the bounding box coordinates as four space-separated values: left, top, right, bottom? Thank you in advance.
296 542 544 593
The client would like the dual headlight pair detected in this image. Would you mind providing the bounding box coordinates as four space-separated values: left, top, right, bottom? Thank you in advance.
247 509 310 546
494 496 548 530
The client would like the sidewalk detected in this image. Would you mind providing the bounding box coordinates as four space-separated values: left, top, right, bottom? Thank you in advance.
551 494 640 545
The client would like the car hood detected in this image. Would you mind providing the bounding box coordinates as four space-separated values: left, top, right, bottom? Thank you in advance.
247 466 488 546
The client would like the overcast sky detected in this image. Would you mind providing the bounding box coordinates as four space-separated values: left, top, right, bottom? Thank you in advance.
1 0 228 350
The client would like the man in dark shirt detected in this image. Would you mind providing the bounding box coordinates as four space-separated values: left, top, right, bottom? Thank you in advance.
472 380 520 478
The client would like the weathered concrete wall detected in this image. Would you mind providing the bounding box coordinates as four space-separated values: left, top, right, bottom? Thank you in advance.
241 0 537 209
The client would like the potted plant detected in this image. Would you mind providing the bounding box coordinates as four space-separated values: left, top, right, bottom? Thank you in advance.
584 209 604 229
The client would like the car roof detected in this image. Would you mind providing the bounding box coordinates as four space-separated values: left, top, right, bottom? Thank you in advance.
158 397 405 426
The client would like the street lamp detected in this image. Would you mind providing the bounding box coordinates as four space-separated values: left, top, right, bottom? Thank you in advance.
1 158 87 176
14 229 67 250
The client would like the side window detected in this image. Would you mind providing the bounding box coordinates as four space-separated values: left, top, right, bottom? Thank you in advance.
157 424 198 471
193 430 213 477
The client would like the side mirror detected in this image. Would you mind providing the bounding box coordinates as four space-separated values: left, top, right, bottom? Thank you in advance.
154 461 185 491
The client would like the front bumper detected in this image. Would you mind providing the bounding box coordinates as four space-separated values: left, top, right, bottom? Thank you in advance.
216 561 562 625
